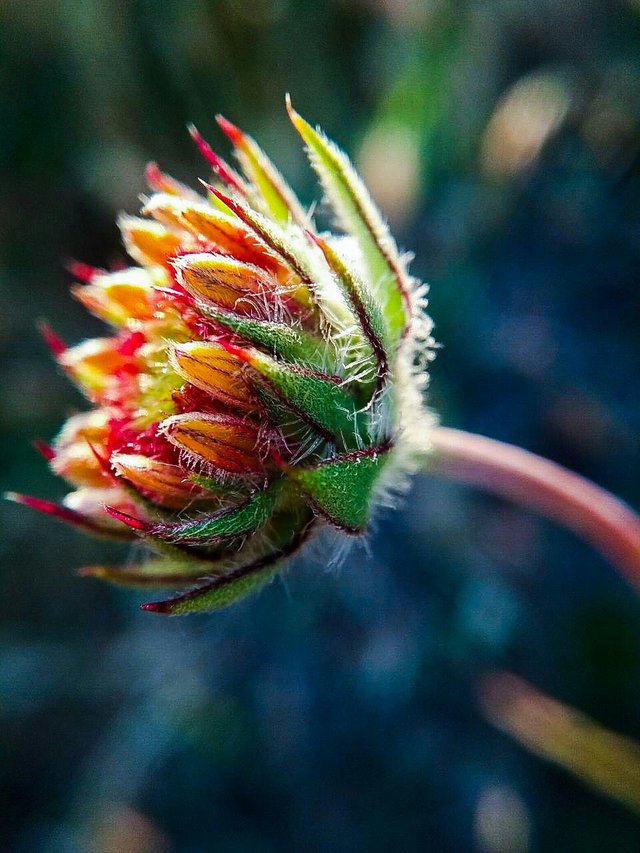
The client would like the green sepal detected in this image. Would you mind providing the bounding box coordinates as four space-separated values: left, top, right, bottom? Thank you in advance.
287 442 392 533
312 234 389 392
79 556 224 588
141 515 316 614
187 471 248 499
216 115 310 229
244 348 367 446
202 303 331 369
148 480 283 544
145 561 282 613
287 98 410 346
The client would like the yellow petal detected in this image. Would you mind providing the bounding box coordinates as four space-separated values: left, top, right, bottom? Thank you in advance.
160 412 262 474
170 341 254 410
111 453 202 508
73 268 155 325
174 252 276 314
119 215 183 268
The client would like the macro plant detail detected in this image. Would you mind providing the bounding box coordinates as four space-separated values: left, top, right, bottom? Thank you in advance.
9 99 435 614
8 98 640 615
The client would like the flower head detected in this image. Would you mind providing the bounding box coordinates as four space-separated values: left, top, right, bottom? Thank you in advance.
11 98 436 614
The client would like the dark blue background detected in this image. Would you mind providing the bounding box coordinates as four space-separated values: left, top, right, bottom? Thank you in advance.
2 1 640 850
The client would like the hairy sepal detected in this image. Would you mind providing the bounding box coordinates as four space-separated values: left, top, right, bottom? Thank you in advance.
310 233 389 395
140 518 314 614
208 189 315 307
286 442 393 533
198 303 331 369
216 115 310 229
287 97 410 345
225 342 366 445
140 480 282 545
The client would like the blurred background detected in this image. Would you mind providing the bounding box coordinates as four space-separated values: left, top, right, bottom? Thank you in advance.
2 0 640 850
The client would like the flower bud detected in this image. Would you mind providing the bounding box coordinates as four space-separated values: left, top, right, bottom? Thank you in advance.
174 253 279 317
16 98 436 613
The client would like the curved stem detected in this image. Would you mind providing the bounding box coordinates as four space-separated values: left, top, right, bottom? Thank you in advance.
427 427 640 592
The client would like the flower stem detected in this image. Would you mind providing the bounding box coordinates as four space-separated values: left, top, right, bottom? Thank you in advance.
426 427 640 591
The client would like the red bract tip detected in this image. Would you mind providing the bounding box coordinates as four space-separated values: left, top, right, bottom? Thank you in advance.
140 600 171 613
188 123 220 167
215 114 244 146
188 124 245 194
33 439 55 461
117 330 146 357
66 260 103 283
104 505 149 532
6 492 87 526
269 446 287 469
37 320 67 357
198 178 217 196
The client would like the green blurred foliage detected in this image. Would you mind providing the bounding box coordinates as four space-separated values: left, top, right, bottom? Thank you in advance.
2 0 640 850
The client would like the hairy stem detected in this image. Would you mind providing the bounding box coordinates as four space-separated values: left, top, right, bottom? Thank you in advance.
426 427 640 591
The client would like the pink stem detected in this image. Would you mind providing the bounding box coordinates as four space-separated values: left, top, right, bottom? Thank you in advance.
428 427 640 592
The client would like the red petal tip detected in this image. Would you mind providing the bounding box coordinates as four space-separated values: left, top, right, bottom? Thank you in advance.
33 439 56 461
215 114 244 145
37 320 67 357
104 505 149 532
5 492 78 524
269 447 287 469
145 162 164 191
188 124 218 166
198 178 216 194
210 188 234 206
66 260 103 283
208 188 242 217
188 131 246 193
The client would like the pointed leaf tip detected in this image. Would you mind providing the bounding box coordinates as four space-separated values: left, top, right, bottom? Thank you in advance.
287 99 411 345
140 601 167 613
215 115 310 228
6 492 133 540
289 442 393 532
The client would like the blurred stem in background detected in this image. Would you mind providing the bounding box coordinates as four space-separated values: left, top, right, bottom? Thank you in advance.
480 671 640 816
428 427 640 817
